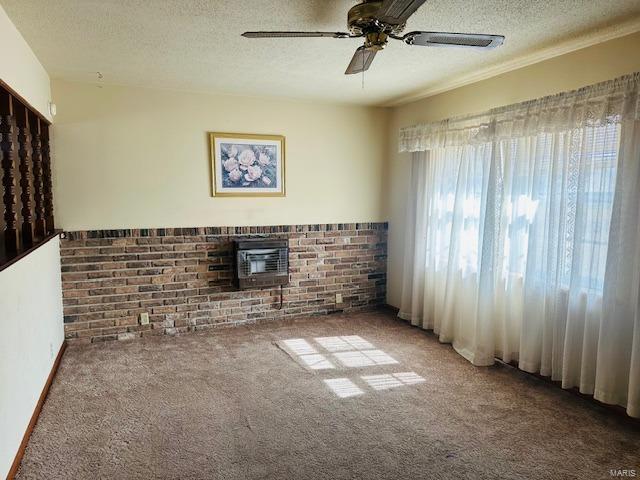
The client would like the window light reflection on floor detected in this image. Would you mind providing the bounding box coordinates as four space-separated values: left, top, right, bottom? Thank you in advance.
323 378 364 398
314 335 375 352
283 338 318 355
314 336 352 352
333 349 399 368
298 354 335 370
341 335 375 350
281 336 424 398
361 372 426 391
360 374 403 390
393 372 426 385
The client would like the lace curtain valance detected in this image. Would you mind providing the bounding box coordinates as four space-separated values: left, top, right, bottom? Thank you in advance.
399 72 640 152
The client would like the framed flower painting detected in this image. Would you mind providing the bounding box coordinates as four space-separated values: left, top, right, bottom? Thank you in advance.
209 132 285 197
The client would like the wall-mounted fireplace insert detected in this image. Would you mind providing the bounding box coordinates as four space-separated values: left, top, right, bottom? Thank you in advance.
232 238 289 290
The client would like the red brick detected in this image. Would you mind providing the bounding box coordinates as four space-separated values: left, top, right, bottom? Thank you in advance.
62 223 387 344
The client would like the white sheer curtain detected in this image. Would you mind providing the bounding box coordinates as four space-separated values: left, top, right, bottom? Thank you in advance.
399 73 640 417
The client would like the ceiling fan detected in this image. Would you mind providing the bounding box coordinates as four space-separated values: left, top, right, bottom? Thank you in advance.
242 0 505 75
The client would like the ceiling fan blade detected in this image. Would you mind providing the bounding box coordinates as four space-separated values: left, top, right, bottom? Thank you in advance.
242 31 351 39
377 0 428 25
403 31 505 48
345 46 378 75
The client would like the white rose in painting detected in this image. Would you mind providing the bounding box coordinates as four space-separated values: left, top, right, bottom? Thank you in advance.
229 145 239 157
223 158 239 172
244 165 262 182
262 176 271 186
228 168 242 182
258 152 270 166
238 149 256 169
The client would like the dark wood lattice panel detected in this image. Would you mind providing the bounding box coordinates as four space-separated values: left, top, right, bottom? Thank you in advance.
0 81 55 270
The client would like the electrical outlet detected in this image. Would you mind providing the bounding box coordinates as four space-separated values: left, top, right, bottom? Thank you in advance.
139 312 150 325
336 293 343 304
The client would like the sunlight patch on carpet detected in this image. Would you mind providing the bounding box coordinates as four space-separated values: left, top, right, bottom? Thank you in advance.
333 349 399 368
314 335 374 352
283 338 318 355
362 372 426 391
279 335 425 398
298 354 336 370
323 378 364 398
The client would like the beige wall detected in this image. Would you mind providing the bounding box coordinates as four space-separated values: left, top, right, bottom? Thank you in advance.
386 31 640 307
51 81 388 231
0 4 51 120
0 238 65 479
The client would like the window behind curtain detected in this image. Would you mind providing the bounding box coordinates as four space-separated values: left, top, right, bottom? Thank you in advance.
426 122 620 295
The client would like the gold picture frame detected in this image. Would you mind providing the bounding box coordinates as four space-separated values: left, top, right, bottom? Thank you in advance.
209 132 286 197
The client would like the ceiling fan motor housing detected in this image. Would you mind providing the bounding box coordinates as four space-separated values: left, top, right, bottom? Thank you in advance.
348 1 405 39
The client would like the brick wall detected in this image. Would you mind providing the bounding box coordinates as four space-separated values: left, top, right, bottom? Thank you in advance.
60 223 387 344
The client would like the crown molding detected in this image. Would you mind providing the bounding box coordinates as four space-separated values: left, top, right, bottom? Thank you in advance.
382 17 640 108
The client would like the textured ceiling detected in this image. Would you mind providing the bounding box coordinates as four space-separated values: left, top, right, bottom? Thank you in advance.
3 0 640 105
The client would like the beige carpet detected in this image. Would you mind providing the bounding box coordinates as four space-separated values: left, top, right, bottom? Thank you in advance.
16 310 640 480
